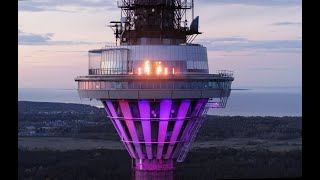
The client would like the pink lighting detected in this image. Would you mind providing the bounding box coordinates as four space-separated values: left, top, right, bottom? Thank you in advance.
171 100 206 158
133 159 174 171
165 100 191 159
138 100 153 159
119 100 145 159
172 68 175 74
104 100 137 158
206 102 220 108
157 99 172 159
101 99 211 171
138 67 142 75
213 102 220 108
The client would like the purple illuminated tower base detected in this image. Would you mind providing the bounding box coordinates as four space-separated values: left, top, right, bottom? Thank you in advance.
102 99 208 171
99 98 216 179
133 169 174 180
133 159 174 171
132 159 175 179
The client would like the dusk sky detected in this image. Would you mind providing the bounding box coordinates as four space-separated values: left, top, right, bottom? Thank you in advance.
18 0 302 89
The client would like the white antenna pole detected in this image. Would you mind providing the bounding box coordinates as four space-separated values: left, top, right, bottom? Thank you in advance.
192 0 194 20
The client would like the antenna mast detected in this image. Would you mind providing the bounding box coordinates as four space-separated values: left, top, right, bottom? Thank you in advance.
109 0 201 45
192 0 194 20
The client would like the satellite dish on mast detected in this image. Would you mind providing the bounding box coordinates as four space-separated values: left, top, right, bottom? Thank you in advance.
189 16 199 33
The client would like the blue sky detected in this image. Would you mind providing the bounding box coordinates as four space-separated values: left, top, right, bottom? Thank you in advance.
18 0 301 89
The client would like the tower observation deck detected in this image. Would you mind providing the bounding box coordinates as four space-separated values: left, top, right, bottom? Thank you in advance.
75 0 234 177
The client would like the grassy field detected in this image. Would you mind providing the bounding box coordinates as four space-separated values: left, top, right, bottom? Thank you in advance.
18 137 124 151
18 137 301 152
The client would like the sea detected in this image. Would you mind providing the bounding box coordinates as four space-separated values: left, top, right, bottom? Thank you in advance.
18 87 302 117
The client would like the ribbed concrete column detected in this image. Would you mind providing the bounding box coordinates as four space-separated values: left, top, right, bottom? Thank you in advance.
104 100 137 158
171 99 205 158
119 100 145 159
138 100 153 159
156 99 172 159
164 100 191 159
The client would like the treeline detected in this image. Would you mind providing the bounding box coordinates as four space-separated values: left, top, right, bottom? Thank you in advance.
18 147 301 180
199 116 302 141
18 101 102 114
18 101 107 123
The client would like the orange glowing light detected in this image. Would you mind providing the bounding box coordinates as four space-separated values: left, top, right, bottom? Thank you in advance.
145 61 150 75
157 65 162 75
172 68 175 74
138 67 142 75
164 67 168 75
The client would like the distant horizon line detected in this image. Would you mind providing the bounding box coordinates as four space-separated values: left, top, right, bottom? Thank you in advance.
17 101 302 118
18 86 302 90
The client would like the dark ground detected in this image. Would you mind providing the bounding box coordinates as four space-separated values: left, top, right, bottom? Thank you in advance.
18 147 301 180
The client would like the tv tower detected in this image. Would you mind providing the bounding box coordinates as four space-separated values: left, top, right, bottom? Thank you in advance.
75 0 234 179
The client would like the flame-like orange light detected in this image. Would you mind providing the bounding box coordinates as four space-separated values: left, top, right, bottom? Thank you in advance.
138 67 142 75
145 61 150 75
157 65 162 75
164 67 168 75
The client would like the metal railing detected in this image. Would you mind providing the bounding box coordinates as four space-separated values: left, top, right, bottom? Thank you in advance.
117 0 192 8
217 70 234 78
89 68 132 75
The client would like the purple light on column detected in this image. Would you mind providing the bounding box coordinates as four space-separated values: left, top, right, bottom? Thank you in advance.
165 100 191 159
138 100 153 159
133 159 174 171
213 102 220 108
102 101 122 136
105 100 137 158
171 99 204 158
207 102 220 108
119 100 145 159
157 99 172 159
185 99 207 138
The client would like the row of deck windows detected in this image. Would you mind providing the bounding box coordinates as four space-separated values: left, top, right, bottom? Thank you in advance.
78 81 231 90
